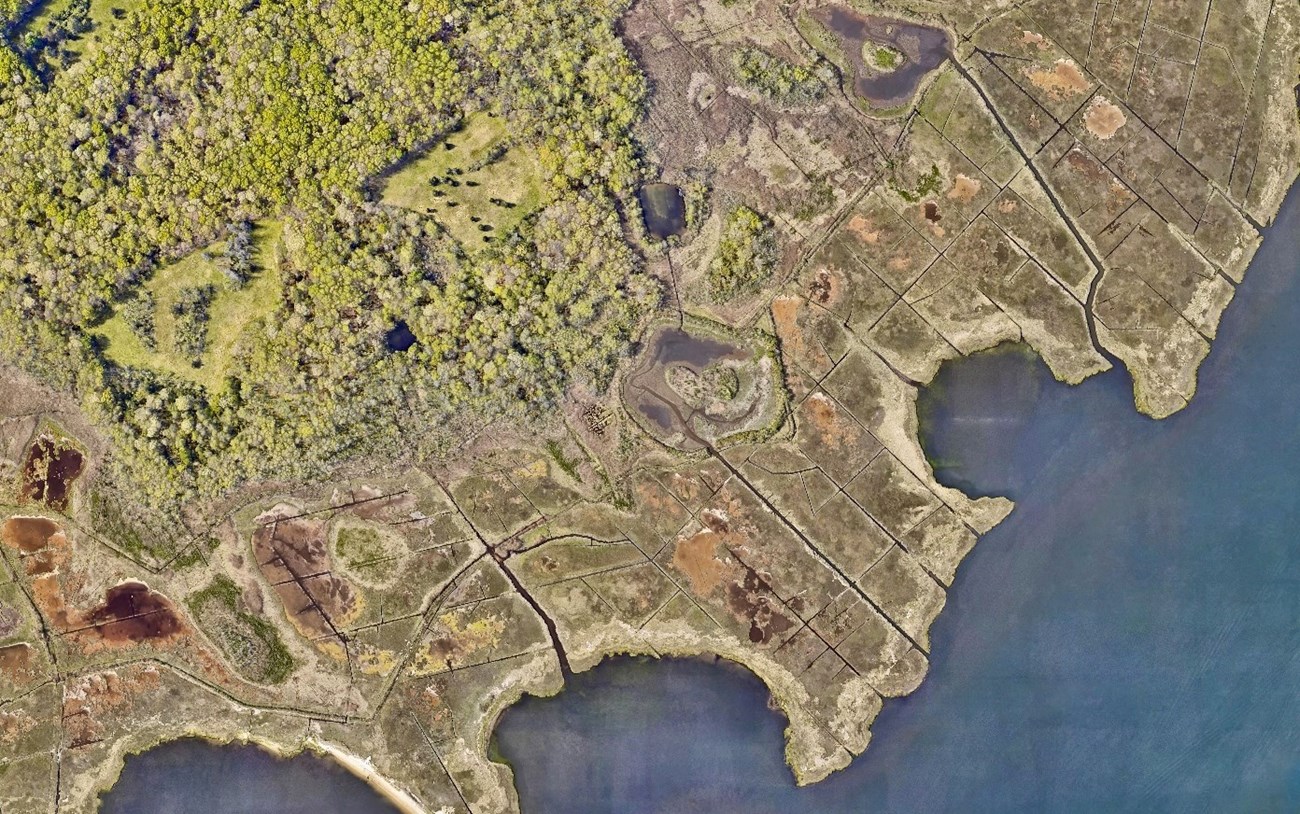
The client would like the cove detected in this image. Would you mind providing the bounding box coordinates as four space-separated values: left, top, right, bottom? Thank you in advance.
98 739 402 814
494 180 1300 814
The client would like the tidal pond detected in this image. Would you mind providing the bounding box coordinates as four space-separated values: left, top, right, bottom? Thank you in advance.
495 182 1300 812
99 739 402 814
813 6 949 109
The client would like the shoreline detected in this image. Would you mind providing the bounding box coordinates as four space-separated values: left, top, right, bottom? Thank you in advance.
312 741 430 814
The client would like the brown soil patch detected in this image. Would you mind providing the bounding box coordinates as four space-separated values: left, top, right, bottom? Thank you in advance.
997 198 1019 213
1083 96 1127 140
923 202 941 223
2 516 70 576
845 214 881 245
2 516 61 553
1025 59 1091 100
19 435 83 512
0 642 33 681
1020 30 1047 49
947 174 982 203
672 528 726 596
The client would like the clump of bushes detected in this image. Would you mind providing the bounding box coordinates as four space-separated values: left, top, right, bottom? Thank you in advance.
187 576 295 685
732 47 828 103
120 291 157 351
171 284 217 366
707 206 777 301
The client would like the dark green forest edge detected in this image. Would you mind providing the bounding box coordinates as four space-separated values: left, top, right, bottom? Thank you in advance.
0 0 649 553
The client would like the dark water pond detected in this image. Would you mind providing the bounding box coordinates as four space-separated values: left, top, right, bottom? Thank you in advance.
639 183 686 239
496 180 1300 814
384 321 417 352
99 740 401 814
815 7 949 109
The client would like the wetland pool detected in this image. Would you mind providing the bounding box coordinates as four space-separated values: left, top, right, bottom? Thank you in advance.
638 183 687 239
813 7 949 109
494 180 1300 812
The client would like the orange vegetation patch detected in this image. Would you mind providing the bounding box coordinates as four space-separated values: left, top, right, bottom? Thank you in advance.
771 295 806 356
2 516 61 553
11 518 187 651
947 174 982 203
671 528 726 595
844 214 881 245
1083 96 1127 139
1025 59 1091 100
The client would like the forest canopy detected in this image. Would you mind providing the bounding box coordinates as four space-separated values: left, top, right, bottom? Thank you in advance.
0 0 652 545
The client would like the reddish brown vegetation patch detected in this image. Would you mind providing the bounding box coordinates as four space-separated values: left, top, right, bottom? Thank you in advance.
807 268 839 305
253 508 357 646
7 517 185 650
1064 147 1111 184
86 582 186 645
724 564 795 645
19 435 84 512
62 665 163 748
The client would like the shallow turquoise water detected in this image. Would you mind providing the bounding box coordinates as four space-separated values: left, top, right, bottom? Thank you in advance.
494 181 1300 813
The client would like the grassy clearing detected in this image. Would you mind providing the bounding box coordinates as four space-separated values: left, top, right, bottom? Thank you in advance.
95 220 283 390
17 0 142 66
381 112 543 248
